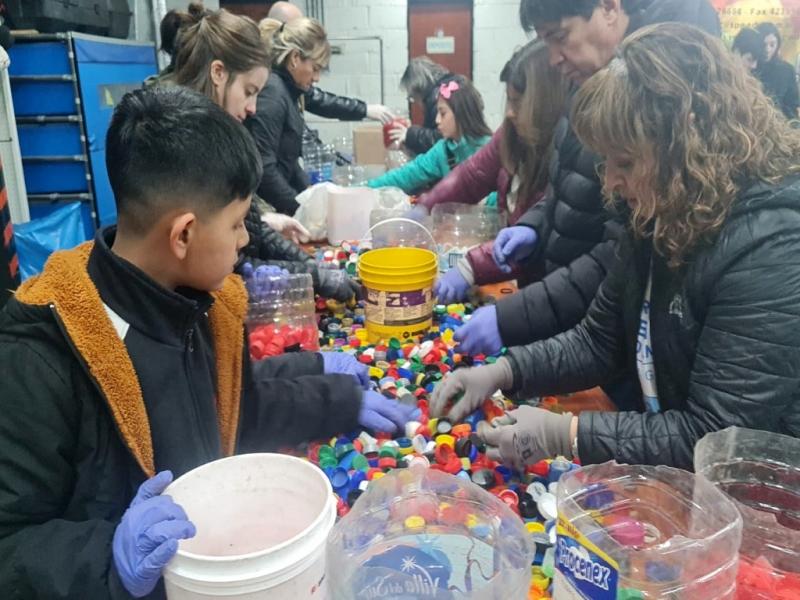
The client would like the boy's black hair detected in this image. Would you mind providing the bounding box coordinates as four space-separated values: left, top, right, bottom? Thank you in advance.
106 86 262 234
519 0 641 33
732 27 766 64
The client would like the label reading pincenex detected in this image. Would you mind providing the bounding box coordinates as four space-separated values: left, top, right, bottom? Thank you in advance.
553 514 619 600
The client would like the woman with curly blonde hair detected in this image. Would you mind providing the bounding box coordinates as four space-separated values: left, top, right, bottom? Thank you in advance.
429 22 800 470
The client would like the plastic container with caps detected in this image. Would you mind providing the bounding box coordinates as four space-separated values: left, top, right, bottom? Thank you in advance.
554 461 742 600
695 427 800 599
431 203 507 273
246 272 319 358
325 466 534 599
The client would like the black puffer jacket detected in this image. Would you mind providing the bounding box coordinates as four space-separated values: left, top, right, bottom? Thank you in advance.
238 201 321 286
0 232 361 598
305 86 367 121
495 0 720 347
405 72 455 155
246 68 309 216
506 178 800 470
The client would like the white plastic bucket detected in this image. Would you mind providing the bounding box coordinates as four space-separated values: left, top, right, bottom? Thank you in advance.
163 453 336 599
326 186 377 245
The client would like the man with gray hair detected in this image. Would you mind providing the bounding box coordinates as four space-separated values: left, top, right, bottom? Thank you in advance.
268 1 393 124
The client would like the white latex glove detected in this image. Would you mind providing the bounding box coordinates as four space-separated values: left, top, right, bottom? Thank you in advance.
0 47 9 70
366 104 394 124
261 213 311 244
389 124 408 145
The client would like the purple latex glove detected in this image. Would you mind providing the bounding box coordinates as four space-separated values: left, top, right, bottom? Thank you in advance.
492 226 538 273
404 204 430 222
359 390 421 433
241 263 290 299
320 351 370 388
434 268 471 305
454 305 503 356
112 471 196 598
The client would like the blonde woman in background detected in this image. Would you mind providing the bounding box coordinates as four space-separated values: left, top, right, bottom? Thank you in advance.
246 17 331 216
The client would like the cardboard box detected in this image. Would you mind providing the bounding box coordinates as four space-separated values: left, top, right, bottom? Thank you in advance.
353 124 386 166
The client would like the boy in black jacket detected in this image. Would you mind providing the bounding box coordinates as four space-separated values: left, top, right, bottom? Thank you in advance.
0 87 414 599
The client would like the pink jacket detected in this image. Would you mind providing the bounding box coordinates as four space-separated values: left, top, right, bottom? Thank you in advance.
416 127 545 285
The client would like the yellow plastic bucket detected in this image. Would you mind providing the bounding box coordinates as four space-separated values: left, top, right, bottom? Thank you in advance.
358 247 438 343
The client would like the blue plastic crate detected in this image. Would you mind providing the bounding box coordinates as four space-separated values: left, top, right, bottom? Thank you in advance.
11 80 77 116
22 160 89 194
18 122 83 157
8 42 71 76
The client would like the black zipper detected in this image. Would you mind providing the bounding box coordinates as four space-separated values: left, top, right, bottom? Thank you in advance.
183 321 218 459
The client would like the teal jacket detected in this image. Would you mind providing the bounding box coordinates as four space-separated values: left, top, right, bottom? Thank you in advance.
368 136 497 205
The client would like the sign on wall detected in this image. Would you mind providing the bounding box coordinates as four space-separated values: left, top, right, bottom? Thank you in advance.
712 0 800 66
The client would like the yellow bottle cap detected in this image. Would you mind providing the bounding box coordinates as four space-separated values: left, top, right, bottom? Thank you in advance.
404 515 426 530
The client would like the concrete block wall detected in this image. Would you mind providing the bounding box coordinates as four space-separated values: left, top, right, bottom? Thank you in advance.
473 0 530 129
305 0 409 143
310 0 529 143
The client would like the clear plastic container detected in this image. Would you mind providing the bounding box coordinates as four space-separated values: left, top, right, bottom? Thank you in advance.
695 427 800 599
332 164 368 187
246 272 319 358
555 461 742 599
386 140 411 171
432 204 507 272
325 467 534 599
332 135 354 165
365 217 437 252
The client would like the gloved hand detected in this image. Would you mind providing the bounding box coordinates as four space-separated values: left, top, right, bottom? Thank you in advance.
404 204 429 222
434 268 471 305
477 407 575 471
317 269 362 302
492 226 538 273
321 351 370 388
454 305 503 356
260 213 311 244
359 390 421 433
112 471 196 598
241 263 290 298
429 358 514 422
389 124 409 145
366 104 394 124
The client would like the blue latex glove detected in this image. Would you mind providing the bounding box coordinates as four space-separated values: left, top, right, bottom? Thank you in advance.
492 226 538 273
113 471 196 598
359 390 421 433
434 268 471 305
241 263 290 298
454 305 503 356
404 204 430 222
320 352 370 388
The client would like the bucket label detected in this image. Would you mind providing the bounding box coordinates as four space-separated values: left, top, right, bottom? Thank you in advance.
365 287 433 327
554 515 619 600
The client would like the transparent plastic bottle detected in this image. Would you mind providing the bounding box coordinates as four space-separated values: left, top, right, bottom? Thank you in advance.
325 467 534 599
555 461 742 600
695 427 800 599
431 204 507 273
246 273 319 359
